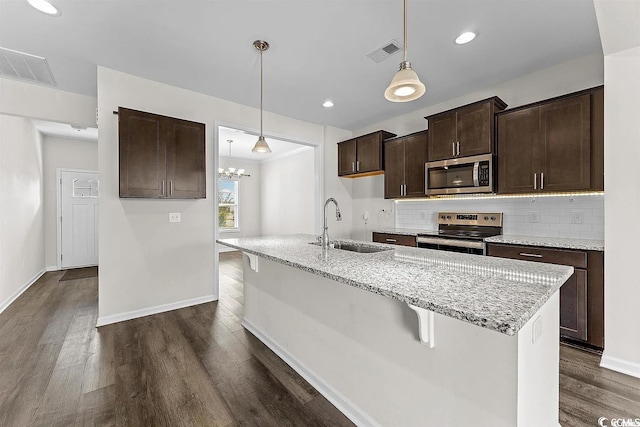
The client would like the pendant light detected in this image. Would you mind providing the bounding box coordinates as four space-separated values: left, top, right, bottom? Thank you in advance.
252 40 272 154
384 0 426 102
219 139 250 179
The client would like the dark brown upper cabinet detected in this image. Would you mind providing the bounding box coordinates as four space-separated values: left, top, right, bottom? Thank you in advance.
496 86 603 194
119 107 206 199
425 97 507 162
384 131 427 199
338 130 396 177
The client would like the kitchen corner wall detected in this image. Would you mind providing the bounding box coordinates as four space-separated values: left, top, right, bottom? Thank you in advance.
396 195 604 240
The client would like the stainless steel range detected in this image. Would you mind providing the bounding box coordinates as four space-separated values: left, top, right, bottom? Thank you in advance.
416 212 503 255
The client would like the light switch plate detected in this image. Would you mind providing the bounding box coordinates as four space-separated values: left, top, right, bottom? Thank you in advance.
169 212 181 223
529 211 540 223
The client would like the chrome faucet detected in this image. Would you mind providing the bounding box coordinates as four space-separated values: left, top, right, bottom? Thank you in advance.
321 198 342 250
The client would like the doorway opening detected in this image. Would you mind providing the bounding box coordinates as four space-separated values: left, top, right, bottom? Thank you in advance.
214 123 323 301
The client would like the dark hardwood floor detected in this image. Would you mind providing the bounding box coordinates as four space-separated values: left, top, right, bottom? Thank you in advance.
0 251 638 426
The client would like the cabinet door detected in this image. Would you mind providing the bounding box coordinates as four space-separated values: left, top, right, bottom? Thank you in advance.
457 102 492 157
404 131 427 197
560 269 588 341
356 133 382 173
427 111 456 161
590 88 604 191
166 118 206 199
497 107 540 194
539 94 591 192
338 139 357 176
384 139 404 199
119 108 166 198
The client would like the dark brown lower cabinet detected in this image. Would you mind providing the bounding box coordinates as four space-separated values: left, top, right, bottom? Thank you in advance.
372 232 416 247
486 243 604 349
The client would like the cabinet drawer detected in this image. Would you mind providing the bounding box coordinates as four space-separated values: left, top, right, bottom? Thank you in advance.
372 233 416 247
486 243 587 269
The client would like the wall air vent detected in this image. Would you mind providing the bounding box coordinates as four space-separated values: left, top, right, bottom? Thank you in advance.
0 47 56 86
366 40 402 63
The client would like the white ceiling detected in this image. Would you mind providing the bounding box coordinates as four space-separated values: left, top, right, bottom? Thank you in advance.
0 0 602 131
32 119 98 141
218 126 312 161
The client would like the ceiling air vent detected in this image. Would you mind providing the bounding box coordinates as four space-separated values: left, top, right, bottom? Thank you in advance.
366 40 402 63
0 47 56 86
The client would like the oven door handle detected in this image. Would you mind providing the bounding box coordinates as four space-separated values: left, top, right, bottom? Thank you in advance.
416 236 485 250
473 161 479 187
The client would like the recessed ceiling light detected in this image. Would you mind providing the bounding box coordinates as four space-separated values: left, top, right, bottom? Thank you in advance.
322 100 334 108
455 31 476 45
27 0 61 16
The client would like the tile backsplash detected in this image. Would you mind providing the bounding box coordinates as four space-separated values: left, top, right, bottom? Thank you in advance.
396 194 604 240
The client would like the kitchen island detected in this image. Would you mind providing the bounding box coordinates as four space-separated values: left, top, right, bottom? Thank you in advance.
217 234 573 427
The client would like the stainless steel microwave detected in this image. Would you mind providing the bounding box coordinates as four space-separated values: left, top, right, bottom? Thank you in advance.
425 154 494 196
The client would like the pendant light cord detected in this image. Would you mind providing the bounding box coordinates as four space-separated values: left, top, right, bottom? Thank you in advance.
260 48 263 137
403 0 407 63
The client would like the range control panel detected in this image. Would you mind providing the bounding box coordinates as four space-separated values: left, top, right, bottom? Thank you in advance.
437 212 503 227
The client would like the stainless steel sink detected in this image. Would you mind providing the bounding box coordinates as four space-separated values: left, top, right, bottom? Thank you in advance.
309 241 392 253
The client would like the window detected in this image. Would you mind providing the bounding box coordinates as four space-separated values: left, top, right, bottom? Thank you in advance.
218 179 239 231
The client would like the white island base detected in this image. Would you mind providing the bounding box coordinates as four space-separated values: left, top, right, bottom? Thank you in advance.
240 253 560 427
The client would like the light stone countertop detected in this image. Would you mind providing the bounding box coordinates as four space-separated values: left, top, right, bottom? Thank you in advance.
485 235 604 251
217 234 574 336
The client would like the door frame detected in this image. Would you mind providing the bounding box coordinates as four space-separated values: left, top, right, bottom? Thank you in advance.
56 168 99 270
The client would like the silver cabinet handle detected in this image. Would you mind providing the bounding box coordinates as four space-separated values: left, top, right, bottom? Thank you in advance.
519 252 543 258
400 185 403 196
356 160 360 172
169 180 173 196
386 238 397 243
541 172 544 190
404 184 407 196
352 162 355 172
452 142 456 157
162 180 165 195
534 173 537 190
457 141 460 156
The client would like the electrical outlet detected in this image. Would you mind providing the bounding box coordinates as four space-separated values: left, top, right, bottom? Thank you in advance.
169 212 181 223
529 211 540 223
421 211 427 220
570 211 583 224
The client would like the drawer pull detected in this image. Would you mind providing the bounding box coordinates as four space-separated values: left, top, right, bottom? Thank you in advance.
520 252 543 258
386 239 397 243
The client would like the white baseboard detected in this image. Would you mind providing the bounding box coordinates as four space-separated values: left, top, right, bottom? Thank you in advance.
600 354 640 379
96 295 216 327
0 268 45 315
46 265 59 272
242 319 380 427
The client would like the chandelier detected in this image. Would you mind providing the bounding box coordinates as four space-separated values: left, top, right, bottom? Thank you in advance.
218 139 250 179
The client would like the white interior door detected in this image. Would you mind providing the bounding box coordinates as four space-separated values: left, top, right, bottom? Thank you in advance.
60 170 99 269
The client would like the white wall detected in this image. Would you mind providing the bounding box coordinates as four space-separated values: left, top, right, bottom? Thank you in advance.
0 78 97 127
97 67 331 325
396 194 604 240
42 136 98 268
350 52 604 239
217 157 261 252
594 0 640 378
323 126 354 239
0 114 45 313
261 148 315 235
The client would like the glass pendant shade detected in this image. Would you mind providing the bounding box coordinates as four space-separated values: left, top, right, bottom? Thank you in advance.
252 135 272 153
385 62 426 102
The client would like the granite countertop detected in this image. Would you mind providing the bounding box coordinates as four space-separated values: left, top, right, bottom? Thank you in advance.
217 234 573 336
485 235 604 251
